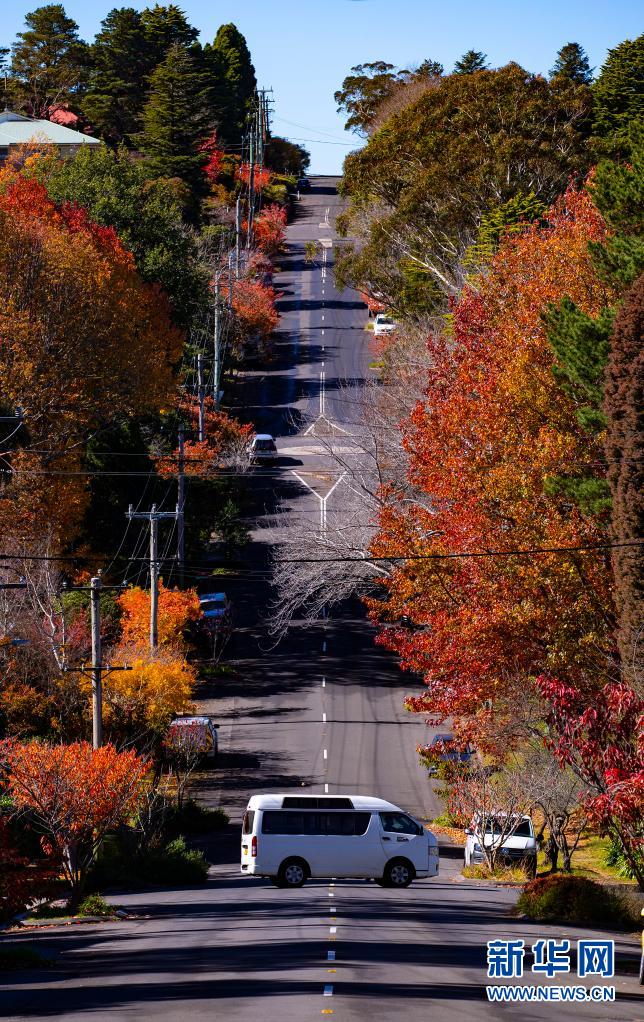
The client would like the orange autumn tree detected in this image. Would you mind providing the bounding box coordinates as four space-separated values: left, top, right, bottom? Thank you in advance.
155 397 253 478
118 581 201 649
1 740 147 909
370 185 615 747
0 169 182 545
232 277 279 341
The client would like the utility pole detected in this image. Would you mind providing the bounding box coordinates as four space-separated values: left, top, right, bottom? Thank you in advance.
89 574 102 748
197 354 206 442
235 195 242 277
213 297 221 410
247 119 255 249
228 250 234 308
61 572 130 748
177 426 185 587
126 504 179 649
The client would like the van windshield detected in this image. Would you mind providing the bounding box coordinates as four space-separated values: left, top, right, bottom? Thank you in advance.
484 819 532 837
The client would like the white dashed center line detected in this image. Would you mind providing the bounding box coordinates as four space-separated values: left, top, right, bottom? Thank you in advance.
329 926 337 934
323 748 328 759
324 783 329 793
322 712 327 723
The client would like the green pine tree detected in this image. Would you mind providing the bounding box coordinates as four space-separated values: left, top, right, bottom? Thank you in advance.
140 3 199 63
591 34 644 158
82 8 150 144
453 50 489 75
549 42 593 85
205 23 256 145
544 124 644 514
138 42 211 206
10 3 88 118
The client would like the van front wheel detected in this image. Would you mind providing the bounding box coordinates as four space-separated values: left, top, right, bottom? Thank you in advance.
383 858 414 888
278 858 308 888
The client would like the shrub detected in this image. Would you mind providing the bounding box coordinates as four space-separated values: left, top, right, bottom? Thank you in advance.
166 800 229 836
605 837 637 879
77 894 114 917
144 837 209 885
516 875 636 928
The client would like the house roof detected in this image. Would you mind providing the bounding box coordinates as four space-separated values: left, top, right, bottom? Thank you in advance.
0 110 100 147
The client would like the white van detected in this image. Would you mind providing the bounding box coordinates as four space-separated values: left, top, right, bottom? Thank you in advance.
241 794 439 888
464 813 537 875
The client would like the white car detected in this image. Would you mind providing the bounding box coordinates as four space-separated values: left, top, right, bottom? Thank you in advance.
241 793 439 888
247 433 278 464
373 313 397 336
464 813 537 874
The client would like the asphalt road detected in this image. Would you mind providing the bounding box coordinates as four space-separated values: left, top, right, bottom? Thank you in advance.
2 179 641 1021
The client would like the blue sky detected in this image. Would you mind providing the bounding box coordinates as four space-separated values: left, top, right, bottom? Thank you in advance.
4 1 643 173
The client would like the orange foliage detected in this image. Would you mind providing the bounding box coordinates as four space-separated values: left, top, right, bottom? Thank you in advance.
1 739 147 905
155 397 252 477
118 581 201 649
253 204 287 257
370 185 615 741
232 278 279 339
0 163 182 546
102 647 196 734
238 162 272 191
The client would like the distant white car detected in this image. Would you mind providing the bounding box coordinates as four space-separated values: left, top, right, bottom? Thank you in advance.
247 433 278 464
464 813 537 874
373 313 397 337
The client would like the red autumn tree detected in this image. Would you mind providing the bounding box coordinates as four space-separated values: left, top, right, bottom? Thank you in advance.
155 397 252 477
232 278 279 340
370 185 615 741
1 740 147 908
199 131 225 183
538 676 644 887
237 162 272 191
253 204 287 257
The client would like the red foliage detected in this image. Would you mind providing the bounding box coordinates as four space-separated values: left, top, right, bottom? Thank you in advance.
238 163 272 191
199 132 225 184
155 397 252 477
370 185 613 732
48 106 80 128
0 817 56 921
538 676 644 883
253 204 287 257
232 278 279 339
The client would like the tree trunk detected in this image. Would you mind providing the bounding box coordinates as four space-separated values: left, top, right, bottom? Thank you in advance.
545 834 559 872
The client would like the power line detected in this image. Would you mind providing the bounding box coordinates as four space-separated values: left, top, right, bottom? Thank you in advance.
1 540 641 566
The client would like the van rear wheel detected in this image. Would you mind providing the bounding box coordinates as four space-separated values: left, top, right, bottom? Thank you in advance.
383 858 414 888
278 857 308 888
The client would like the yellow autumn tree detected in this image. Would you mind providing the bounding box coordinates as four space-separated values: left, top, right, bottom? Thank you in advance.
101 647 196 738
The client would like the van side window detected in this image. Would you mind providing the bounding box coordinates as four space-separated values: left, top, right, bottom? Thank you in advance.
379 812 422 836
261 810 372 836
242 810 255 835
262 811 322 834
